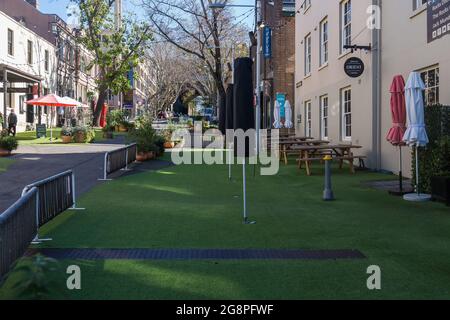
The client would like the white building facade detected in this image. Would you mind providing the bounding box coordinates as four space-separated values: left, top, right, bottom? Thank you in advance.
295 0 450 176
1 9 57 132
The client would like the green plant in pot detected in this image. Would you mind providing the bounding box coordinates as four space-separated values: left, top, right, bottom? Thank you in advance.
73 126 88 143
0 135 18 156
102 125 114 139
60 126 73 144
129 118 156 161
147 143 159 160
109 110 126 132
154 135 165 157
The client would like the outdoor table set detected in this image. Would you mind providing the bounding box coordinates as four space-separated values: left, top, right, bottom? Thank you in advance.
294 144 363 176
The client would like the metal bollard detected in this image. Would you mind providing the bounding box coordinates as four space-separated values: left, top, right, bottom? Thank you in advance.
323 155 335 201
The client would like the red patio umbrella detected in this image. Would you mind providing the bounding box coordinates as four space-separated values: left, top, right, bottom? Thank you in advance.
386 75 407 195
26 94 78 107
26 94 79 141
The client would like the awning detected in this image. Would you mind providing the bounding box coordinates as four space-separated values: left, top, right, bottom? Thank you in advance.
0 64 42 84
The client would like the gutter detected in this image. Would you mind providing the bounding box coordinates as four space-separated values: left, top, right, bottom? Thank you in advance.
372 0 382 170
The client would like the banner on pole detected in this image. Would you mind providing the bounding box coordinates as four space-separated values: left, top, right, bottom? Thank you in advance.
263 26 272 59
276 93 286 118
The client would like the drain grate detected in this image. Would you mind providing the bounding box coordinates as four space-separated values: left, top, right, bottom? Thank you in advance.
27 248 366 260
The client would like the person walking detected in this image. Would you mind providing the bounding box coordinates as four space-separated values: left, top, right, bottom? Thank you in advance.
7 109 18 137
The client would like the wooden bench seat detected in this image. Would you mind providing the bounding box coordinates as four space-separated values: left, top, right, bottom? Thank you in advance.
296 155 364 175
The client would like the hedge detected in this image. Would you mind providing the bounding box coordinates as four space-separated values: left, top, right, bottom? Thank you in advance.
412 104 450 193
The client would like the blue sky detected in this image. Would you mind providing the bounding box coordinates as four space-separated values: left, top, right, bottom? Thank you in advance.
39 0 255 28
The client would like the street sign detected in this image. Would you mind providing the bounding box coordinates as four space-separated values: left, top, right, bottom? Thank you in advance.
344 57 365 78
276 93 286 118
427 0 450 43
263 26 272 59
36 124 47 138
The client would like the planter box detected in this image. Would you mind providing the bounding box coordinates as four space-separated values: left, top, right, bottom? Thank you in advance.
74 132 86 143
164 141 175 149
136 152 148 162
61 136 72 144
431 176 450 206
0 148 11 157
103 132 114 139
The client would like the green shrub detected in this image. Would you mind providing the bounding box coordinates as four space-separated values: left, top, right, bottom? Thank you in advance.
128 118 156 153
10 255 60 300
413 105 450 192
154 135 165 155
0 135 18 151
109 109 126 127
60 126 73 137
72 126 95 143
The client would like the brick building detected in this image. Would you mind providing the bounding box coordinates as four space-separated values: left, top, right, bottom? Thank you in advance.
258 0 296 129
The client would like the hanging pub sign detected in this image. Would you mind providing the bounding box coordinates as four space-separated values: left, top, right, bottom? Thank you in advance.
427 0 450 43
344 57 365 78
263 26 272 59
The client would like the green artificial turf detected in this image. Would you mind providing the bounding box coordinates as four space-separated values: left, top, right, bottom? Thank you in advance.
1 158 449 299
0 158 14 173
16 128 106 145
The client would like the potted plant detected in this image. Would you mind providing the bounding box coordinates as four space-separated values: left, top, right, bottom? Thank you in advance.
162 129 175 149
73 126 95 143
109 110 126 132
147 143 159 160
128 118 156 161
60 126 73 144
154 135 165 157
102 125 114 139
0 135 18 156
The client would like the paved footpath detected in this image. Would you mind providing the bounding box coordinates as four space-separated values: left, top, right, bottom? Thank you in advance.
0 137 171 212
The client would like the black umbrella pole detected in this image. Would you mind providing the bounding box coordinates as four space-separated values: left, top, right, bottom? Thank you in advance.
399 146 403 192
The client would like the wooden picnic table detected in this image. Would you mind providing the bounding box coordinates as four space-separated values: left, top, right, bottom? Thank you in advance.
294 144 363 175
278 140 330 165
264 136 312 142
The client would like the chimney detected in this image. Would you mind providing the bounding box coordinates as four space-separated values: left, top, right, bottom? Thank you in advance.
25 0 40 10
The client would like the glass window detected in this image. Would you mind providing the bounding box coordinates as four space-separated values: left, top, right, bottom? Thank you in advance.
302 0 311 13
7 29 14 56
341 87 352 140
305 100 312 137
341 0 352 53
27 40 33 64
304 34 312 75
45 50 49 72
320 95 329 140
320 18 328 66
420 66 440 105
413 0 427 11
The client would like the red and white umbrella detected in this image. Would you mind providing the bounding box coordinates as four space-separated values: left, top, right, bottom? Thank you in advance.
26 94 79 141
386 75 407 195
26 94 78 107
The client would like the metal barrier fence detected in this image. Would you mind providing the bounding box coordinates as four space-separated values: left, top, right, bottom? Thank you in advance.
99 143 137 181
21 170 84 243
0 188 38 281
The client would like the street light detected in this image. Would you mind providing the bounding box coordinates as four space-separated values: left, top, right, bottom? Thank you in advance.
208 0 255 9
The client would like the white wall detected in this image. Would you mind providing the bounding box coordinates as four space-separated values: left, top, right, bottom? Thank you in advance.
0 10 57 131
295 0 375 166
380 1 450 177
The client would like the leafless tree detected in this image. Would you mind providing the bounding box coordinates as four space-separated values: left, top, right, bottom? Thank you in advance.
145 42 190 115
142 0 250 109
